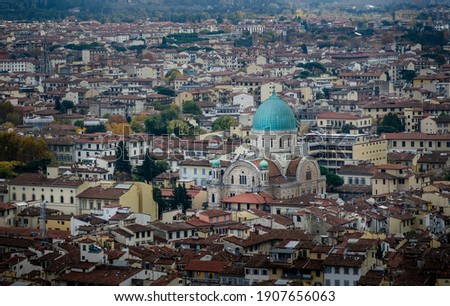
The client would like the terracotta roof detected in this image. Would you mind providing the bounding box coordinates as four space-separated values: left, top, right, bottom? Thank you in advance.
387 152 416 162
184 260 229 272
286 158 301 177
76 186 128 200
418 153 449 164
251 159 281 177
323 254 364 268
337 164 378 176
8 173 84 187
150 221 196 232
54 266 143 285
199 209 230 218
316 112 362 120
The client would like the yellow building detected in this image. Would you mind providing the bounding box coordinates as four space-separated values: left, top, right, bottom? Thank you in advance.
45 215 71 232
352 139 388 165
372 164 431 195
77 182 157 220
8 173 91 215
388 214 415 236
381 132 450 153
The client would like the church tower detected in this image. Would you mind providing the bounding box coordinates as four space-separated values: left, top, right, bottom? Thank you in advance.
208 160 222 209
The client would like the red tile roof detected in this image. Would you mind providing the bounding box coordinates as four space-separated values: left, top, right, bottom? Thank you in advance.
184 260 229 272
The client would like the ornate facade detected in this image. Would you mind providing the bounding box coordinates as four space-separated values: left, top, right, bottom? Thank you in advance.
208 92 326 209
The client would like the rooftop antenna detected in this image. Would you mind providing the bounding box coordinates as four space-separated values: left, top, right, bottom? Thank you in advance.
40 200 47 241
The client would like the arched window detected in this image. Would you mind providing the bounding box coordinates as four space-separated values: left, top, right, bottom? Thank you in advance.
12 193 16 201
60 196 64 203
231 175 234 184
70 197 74 204
22 194 26 201
279 138 283 148
32 194 36 201
270 138 273 148
306 166 312 181
50 195 54 202
212 194 215 203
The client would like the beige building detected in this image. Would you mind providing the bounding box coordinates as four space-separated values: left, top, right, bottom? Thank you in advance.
372 164 431 195
381 132 450 152
316 112 372 133
77 182 157 220
353 139 388 165
421 115 450 134
8 173 91 215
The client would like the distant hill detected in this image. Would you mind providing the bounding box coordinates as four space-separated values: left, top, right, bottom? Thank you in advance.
0 0 295 22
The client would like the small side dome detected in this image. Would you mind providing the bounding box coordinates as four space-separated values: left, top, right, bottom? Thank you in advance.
211 159 221 168
259 159 269 170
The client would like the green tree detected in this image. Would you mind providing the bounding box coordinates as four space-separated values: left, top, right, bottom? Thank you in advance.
340 124 357 134
161 105 180 122
182 100 201 116
152 186 167 218
141 149 155 184
377 113 405 134
144 114 166 135
153 86 175 97
114 141 132 181
399 70 417 83
172 183 191 212
167 119 189 136
320 167 344 190
212 115 235 132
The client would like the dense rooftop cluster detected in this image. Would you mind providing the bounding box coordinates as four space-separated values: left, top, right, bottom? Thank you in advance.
1 3 450 286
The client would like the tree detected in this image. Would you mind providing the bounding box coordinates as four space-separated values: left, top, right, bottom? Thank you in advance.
182 100 201 116
320 167 343 190
55 100 75 114
153 186 167 218
144 114 166 135
172 183 191 212
114 141 132 181
399 69 417 83
153 86 175 97
212 115 235 132
106 114 130 135
167 119 189 136
300 43 308 54
340 124 357 134
377 113 405 134
141 149 155 184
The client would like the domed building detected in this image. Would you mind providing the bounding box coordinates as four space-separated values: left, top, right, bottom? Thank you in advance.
207 92 326 210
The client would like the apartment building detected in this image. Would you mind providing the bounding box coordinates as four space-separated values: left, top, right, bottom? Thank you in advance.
381 132 450 153
372 164 431 195
316 112 372 133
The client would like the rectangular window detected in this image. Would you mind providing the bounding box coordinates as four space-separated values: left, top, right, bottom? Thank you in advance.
334 267 340 274
334 279 340 286
194 168 197 175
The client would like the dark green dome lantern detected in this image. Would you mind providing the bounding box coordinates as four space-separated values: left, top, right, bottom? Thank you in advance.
252 91 297 132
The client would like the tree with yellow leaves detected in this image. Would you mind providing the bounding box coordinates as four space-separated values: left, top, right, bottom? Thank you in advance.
106 114 131 135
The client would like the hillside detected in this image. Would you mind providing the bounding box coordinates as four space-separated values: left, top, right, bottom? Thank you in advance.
0 0 294 22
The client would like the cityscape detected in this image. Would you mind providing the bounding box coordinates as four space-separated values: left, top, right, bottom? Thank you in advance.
0 0 450 286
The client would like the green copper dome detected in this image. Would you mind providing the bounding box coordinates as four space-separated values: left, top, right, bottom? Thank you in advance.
259 160 268 170
252 92 297 131
211 159 221 168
